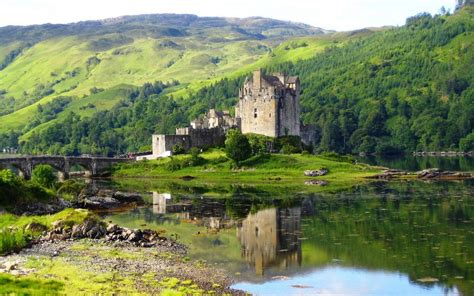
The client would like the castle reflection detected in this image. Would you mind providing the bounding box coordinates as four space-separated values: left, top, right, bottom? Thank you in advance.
237 208 302 275
151 192 303 276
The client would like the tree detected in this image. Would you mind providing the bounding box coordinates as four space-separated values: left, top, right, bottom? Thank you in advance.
225 129 252 163
459 133 474 152
31 165 57 188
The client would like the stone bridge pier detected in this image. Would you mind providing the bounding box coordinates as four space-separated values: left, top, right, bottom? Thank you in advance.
0 156 132 180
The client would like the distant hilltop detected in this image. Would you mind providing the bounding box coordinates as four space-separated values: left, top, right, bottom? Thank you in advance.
0 13 332 44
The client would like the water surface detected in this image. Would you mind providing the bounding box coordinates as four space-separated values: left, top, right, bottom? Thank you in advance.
102 180 473 295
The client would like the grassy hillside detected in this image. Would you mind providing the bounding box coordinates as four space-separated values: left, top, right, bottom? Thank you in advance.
2 8 473 155
0 14 330 135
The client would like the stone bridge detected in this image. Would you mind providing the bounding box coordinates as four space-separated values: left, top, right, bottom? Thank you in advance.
0 156 132 180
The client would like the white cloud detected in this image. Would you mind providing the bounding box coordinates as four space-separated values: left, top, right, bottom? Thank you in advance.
0 0 457 31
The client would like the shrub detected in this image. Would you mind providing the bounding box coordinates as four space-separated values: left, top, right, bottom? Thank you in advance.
172 144 185 155
282 144 301 154
31 165 57 189
225 130 252 163
246 133 272 155
275 136 302 153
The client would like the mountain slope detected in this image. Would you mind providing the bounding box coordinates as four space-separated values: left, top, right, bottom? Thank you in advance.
2 8 473 155
0 14 330 134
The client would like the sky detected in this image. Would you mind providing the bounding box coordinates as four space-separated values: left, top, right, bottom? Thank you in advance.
0 0 458 31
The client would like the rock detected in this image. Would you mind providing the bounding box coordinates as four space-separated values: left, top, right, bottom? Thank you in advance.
417 168 441 179
106 223 119 233
113 191 143 203
24 222 48 233
71 219 106 239
3 261 17 271
304 180 328 186
417 168 472 179
304 168 329 177
83 196 120 210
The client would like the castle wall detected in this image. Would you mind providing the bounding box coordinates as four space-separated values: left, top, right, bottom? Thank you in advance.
152 135 191 156
188 127 226 148
238 92 278 137
277 92 300 137
237 69 300 138
152 127 226 156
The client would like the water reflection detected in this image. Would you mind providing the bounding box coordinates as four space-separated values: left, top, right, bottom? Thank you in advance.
104 181 473 295
237 208 302 275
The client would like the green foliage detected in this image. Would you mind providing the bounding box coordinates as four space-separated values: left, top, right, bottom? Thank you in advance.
0 227 28 255
459 132 474 151
0 169 54 208
31 164 57 189
2 9 474 156
225 129 252 163
276 136 302 153
56 180 86 202
246 133 272 155
172 144 186 155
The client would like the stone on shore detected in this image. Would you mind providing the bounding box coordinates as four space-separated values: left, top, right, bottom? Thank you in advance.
304 168 329 177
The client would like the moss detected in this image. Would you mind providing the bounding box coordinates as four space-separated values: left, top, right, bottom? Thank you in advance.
159 277 205 295
0 273 64 295
25 256 142 295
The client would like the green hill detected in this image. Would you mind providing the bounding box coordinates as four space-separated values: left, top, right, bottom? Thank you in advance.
0 14 330 135
1 7 473 155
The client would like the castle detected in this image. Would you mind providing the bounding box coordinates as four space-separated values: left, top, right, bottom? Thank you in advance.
236 69 300 137
141 69 308 159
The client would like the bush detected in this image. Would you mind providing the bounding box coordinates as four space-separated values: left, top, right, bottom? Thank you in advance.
172 144 185 155
282 144 301 154
246 133 272 155
31 165 57 189
225 130 252 163
275 136 302 153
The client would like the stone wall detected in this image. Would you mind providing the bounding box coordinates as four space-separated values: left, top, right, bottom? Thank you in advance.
152 127 226 156
152 135 191 156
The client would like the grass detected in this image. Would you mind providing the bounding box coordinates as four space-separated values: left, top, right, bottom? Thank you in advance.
112 149 383 193
24 256 141 295
0 29 340 134
0 208 94 255
0 273 64 295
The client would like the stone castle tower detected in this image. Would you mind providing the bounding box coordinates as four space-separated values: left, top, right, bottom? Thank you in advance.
235 69 300 137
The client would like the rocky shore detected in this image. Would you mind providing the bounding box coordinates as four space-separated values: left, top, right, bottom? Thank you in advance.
0 238 243 295
1 217 243 295
370 168 473 180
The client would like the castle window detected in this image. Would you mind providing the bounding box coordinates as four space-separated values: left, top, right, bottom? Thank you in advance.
269 113 271 118
254 108 258 118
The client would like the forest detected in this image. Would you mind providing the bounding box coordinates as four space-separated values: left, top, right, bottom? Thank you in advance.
2 6 473 156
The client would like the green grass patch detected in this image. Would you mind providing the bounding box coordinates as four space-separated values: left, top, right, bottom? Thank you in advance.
112 149 382 193
0 273 64 295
